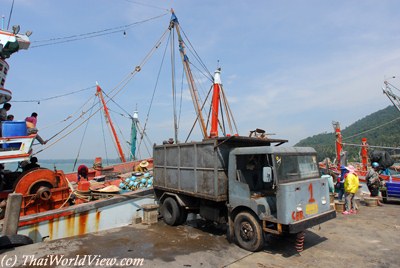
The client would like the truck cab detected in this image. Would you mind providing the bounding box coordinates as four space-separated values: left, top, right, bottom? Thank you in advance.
227 146 336 251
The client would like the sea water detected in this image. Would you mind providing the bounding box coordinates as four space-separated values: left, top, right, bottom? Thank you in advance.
4 159 121 173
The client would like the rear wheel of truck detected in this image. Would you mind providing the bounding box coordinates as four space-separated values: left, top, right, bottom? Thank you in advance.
161 197 181 226
234 212 264 252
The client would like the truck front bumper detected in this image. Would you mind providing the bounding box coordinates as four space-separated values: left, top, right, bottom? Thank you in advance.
288 209 336 233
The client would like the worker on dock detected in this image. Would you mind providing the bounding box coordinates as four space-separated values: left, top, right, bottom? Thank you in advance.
343 165 359 215
336 165 348 201
365 162 384 206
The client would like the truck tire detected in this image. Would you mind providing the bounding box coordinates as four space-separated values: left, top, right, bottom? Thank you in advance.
0 234 33 249
178 208 188 225
381 190 388 203
161 197 181 226
234 212 264 252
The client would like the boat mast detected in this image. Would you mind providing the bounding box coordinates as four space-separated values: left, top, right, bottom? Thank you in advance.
170 10 208 139
130 110 138 160
210 68 221 138
96 84 126 163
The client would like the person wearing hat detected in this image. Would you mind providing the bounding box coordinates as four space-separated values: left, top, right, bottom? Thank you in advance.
135 160 149 172
22 157 40 172
77 165 89 182
336 165 348 201
343 165 360 215
365 162 384 206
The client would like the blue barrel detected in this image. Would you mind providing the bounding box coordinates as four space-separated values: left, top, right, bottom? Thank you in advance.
2 121 27 148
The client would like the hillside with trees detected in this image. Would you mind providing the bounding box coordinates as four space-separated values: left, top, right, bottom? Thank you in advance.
295 105 400 162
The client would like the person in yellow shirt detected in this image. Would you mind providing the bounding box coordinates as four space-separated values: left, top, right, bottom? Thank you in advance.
343 165 360 215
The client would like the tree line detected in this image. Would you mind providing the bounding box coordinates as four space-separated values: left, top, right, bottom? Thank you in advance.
295 105 400 162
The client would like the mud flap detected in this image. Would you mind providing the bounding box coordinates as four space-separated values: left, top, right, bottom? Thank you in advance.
227 212 235 243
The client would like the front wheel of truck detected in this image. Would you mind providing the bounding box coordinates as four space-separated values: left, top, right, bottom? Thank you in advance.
161 197 181 226
234 212 264 252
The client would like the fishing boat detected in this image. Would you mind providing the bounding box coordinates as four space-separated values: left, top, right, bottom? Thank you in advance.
0 25 155 248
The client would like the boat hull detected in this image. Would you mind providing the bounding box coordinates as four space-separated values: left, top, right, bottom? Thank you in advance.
13 188 155 243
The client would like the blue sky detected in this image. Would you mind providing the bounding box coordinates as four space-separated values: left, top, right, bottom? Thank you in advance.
3 0 400 160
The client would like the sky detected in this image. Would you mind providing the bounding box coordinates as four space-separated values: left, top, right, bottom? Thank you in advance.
2 0 400 161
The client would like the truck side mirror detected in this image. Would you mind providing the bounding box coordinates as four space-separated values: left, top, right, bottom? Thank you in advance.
263 167 272 183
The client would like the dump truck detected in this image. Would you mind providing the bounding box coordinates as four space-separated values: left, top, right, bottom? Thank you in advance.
153 136 336 252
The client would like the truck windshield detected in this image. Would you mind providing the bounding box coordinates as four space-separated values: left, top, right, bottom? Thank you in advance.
274 154 319 183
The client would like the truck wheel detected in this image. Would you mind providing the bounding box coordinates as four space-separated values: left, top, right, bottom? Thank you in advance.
178 208 188 225
161 197 181 226
381 190 388 203
234 212 264 252
0 234 33 249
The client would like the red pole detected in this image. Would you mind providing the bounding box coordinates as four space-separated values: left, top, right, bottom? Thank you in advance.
96 85 126 163
361 138 368 171
210 69 221 138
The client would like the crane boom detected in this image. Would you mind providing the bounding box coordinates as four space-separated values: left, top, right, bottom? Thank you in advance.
383 80 400 113
170 10 208 139
96 84 126 163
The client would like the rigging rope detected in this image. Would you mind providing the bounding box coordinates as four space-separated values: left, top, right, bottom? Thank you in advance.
171 30 178 142
221 85 239 134
184 87 213 142
139 30 170 149
99 101 110 166
124 0 169 11
12 86 95 103
180 26 213 80
72 96 97 171
6 0 15 30
340 142 400 151
31 13 168 48
36 27 170 153
342 116 400 140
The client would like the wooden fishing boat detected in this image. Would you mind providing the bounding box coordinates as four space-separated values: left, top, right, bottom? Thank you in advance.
0 25 157 248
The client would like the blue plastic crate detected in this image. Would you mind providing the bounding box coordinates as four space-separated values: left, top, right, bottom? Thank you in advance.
2 121 27 148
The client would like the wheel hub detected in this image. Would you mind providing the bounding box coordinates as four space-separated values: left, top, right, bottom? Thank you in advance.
240 222 254 241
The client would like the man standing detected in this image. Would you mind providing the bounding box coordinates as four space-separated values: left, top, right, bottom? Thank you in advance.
365 162 384 206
